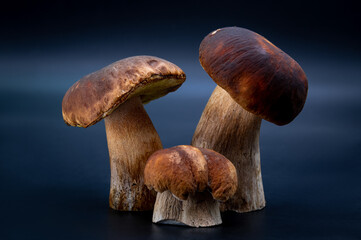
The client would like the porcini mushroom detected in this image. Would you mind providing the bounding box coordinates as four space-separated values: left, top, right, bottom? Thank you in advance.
191 27 308 213
62 56 186 211
144 145 237 227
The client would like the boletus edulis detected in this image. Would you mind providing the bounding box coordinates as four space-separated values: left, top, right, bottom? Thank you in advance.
191 27 308 213
62 56 186 211
144 145 237 227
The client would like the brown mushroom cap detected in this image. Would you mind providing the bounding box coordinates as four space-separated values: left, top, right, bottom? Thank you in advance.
144 145 208 200
199 27 308 125
198 148 237 202
62 56 186 127
144 145 237 202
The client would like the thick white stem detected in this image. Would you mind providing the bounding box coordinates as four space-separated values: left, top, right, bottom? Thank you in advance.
153 191 222 227
104 96 162 211
192 86 265 213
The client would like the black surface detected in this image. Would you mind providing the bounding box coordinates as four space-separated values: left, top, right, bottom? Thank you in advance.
1 1 361 239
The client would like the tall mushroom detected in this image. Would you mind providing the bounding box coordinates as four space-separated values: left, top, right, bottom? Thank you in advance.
144 145 237 227
191 27 308 213
62 56 186 211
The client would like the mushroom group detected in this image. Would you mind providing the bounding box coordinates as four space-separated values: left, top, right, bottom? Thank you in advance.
144 145 237 227
62 26 308 227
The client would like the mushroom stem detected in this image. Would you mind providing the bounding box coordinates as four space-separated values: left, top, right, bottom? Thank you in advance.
192 86 265 213
104 96 162 211
153 190 222 227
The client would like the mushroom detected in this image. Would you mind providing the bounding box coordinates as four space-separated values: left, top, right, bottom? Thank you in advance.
191 27 308 213
144 145 237 227
62 56 186 211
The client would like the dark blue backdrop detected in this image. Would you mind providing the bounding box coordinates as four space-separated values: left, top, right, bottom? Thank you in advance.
1 1 360 239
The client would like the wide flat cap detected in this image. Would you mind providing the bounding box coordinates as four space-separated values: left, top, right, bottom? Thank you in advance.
62 56 186 127
199 27 308 125
144 145 237 201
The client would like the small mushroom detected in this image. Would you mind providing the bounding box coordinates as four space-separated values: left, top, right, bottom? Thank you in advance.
144 145 237 227
62 56 186 211
191 27 308 212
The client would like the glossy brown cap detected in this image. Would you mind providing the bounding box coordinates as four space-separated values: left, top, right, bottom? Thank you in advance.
62 56 186 127
198 148 237 202
144 145 208 200
144 145 237 202
199 27 308 125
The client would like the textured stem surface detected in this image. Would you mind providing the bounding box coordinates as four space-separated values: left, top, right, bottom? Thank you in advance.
104 96 162 211
153 191 221 227
192 86 265 213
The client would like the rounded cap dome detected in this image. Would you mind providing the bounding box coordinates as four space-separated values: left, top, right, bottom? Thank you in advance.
144 145 237 202
199 27 308 125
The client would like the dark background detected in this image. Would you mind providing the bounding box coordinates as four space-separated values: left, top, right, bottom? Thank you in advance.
1 1 360 239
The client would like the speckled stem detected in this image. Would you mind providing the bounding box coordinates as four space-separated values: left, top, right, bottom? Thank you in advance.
104 96 162 211
192 86 265 213
152 190 222 227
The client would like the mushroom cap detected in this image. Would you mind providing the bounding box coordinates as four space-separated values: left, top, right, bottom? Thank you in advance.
198 148 237 202
144 145 208 200
144 145 237 202
62 56 186 127
199 27 308 125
